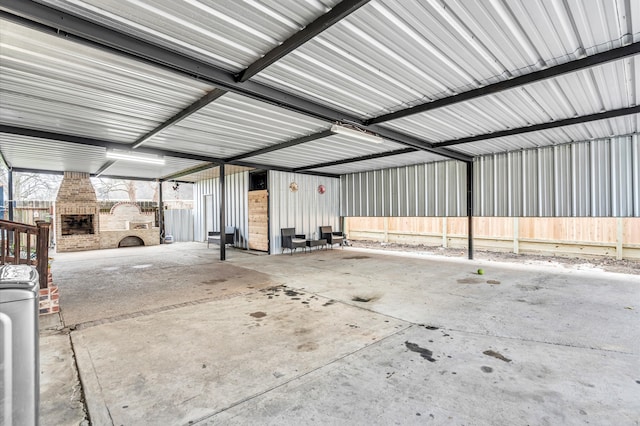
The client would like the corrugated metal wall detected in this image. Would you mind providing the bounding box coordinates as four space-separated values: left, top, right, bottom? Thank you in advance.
163 209 194 242
193 171 249 248
341 162 467 217
269 171 341 254
342 135 640 218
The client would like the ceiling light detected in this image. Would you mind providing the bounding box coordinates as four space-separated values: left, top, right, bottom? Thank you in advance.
330 124 384 144
106 150 166 165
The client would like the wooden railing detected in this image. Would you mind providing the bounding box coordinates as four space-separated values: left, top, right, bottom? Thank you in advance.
0 219 51 288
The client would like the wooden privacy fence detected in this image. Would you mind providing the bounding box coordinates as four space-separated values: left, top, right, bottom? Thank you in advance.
344 217 640 261
0 219 51 288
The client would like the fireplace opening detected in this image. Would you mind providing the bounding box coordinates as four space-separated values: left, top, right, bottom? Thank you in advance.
119 236 145 247
61 214 94 235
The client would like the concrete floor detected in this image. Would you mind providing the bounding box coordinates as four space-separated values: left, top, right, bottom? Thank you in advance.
40 243 640 425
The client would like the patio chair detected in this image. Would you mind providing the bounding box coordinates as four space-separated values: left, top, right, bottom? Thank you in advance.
281 228 306 255
319 226 344 249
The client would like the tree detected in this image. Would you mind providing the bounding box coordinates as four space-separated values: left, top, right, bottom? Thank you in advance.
0 165 62 201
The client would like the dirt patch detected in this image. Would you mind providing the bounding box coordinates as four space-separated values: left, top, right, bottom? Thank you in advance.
486 280 501 285
343 255 371 260
250 311 267 318
349 240 639 275
481 366 494 373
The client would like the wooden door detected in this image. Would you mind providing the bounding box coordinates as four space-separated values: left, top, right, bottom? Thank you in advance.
248 190 269 251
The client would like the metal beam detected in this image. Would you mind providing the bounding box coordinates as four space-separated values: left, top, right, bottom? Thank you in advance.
366 125 473 162
225 130 335 162
367 42 640 125
236 0 370 82
433 106 640 148
0 147 9 168
161 163 218 181
158 180 164 243
94 160 116 177
0 125 223 163
294 147 416 172
230 160 339 178
0 0 471 163
219 163 226 261
131 89 227 149
11 167 64 175
8 168 14 221
466 161 474 260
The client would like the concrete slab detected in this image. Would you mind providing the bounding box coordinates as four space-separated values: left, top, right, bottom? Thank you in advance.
229 248 640 354
39 313 87 425
40 243 639 425
53 244 272 326
212 325 640 426
71 287 408 425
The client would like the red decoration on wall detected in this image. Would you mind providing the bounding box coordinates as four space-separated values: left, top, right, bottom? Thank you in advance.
318 184 326 194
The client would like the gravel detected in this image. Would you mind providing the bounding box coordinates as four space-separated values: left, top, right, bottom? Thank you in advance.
347 240 640 276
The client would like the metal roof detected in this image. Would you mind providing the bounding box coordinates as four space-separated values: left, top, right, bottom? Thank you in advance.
0 0 638 181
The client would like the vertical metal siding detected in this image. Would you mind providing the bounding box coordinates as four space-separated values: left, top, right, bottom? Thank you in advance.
194 171 249 248
341 162 467 217
341 136 639 217
163 209 194 242
268 171 341 255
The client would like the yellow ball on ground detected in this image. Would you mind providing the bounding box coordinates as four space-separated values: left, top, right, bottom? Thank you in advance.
477 268 484 275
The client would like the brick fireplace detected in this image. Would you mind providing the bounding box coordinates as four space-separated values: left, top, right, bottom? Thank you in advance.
54 172 160 252
55 172 101 252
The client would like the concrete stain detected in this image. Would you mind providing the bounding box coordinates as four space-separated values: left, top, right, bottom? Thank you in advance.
405 341 436 362
250 311 267 318
481 366 494 373
457 277 483 284
352 296 372 302
518 285 542 291
202 278 227 285
486 280 501 285
483 350 511 362
322 300 336 306
297 342 318 352
343 255 370 260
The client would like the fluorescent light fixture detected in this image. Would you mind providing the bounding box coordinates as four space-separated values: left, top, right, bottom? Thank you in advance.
106 149 166 165
330 124 384 144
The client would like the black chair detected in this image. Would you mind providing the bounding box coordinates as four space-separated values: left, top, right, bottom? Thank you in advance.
281 228 306 254
207 226 235 248
319 226 343 248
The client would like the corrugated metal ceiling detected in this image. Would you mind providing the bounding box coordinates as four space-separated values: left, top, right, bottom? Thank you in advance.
34 0 341 72
381 57 639 147
242 134 408 168
143 92 328 158
0 133 209 180
0 0 638 181
0 19 213 142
